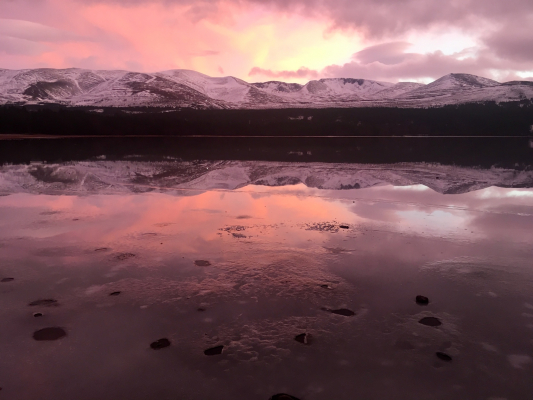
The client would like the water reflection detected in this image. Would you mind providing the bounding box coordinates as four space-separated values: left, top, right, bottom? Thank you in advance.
0 166 532 400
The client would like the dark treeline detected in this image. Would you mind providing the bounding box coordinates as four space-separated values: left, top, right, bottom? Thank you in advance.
1 101 533 137
1 136 532 168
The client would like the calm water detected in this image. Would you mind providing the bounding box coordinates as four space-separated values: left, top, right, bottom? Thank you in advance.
0 161 533 400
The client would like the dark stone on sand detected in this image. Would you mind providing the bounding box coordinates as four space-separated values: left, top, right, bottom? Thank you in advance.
330 308 355 317
339 225 349 229
294 333 311 345
150 338 171 350
418 317 442 327
320 284 333 290
436 352 452 361
33 327 66 341
114 253 135 261
204 345 224 356
194 260 211 267
29 299 58 307
416 295 429 305
1 278 14 282
109 291 121 296
270 394 301 400
33 312 43 317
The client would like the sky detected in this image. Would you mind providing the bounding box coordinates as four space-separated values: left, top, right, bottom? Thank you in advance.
0 0 532 83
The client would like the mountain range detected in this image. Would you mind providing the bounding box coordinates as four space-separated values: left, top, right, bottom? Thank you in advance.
1 68 532 109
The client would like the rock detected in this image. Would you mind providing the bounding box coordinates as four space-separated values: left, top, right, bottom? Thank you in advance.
194 260 211 267
320 284 333 290
418 317 442 327
204 345 224 356
33 312 43 317
1 278 14 283
29 299 58 307
269 394 301 400
150 338 171 350
330 308 355 317
294 333 311 345
114 253 135 261
109 291 121 296
416 295 429 305
339 225 349 229
197 308 206 312
436 352 452 361
33 327 67 341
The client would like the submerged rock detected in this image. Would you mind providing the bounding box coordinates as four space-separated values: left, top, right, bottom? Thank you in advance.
416 295 429 305
204 345 224 356
194 260 211 267
1 278 14 283
150 338 171 350
418 317 442 327
436 352 452 361
294 333 312 345
109 291 121 296
29 299 58 307
114 253 135 261
330 308 355 317
33 327 67 341
269 394 301 400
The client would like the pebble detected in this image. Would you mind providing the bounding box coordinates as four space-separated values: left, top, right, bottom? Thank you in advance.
150 338 171 350
270 394 301 400
436 352 452 361
109 291 121 296
418 317 442 327
33 327 67 341
194 260 211 267
294 333 311 345
416 295 429 305
330 308 355 317
33 312 43 318
204 345 224 356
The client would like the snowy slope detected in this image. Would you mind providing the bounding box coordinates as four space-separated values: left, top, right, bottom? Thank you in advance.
0 68 532 109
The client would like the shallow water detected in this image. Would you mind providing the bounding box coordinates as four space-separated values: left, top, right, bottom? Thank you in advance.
0 168 533 400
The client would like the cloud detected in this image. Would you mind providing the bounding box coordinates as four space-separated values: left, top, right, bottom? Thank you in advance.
249 66 319 79
249 42 533 83
353 42 412 65
189 50 221 57
0 18 86 43
483 20 533 63
0 35 48 56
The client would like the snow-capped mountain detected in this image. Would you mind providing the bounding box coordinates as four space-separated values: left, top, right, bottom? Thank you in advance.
0 68 532 109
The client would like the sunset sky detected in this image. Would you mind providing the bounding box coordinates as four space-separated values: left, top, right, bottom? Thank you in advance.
1 0 532 83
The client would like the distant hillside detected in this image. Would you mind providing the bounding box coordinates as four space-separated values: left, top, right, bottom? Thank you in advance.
1 68 533 109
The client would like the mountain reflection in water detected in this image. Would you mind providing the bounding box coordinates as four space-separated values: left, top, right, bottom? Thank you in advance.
0 161 532 400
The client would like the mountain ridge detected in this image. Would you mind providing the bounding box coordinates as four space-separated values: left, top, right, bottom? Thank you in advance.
1 68 532 109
